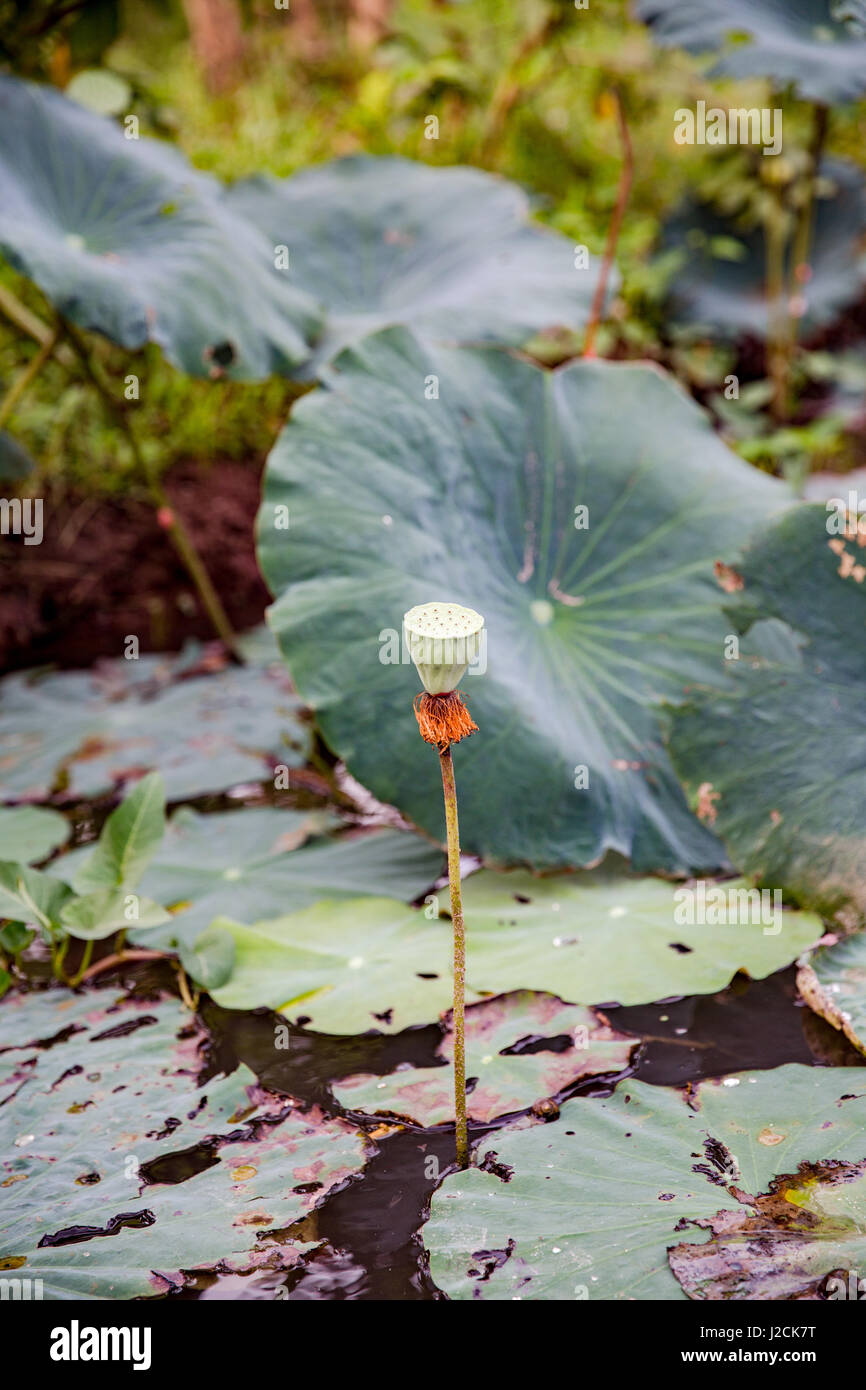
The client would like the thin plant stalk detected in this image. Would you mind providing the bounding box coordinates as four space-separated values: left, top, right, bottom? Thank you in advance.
67 938 95 988
0 282 76 367
768 104 829 424
765 190 789 424
438 744 469 1169
59 318 241 659
583 87 633 360
0 325 62 431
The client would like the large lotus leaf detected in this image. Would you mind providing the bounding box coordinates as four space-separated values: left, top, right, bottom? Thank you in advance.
210 897 455 1033
0 806 69 862
333 991 634 1125
0 75 321 378
667 505 866 928
798 934 866 1055
661 161 866 341
259 328 788 872
225 155 606 371
0 988 369 1298
669 1163 866 1299
128 811 439 949
208 865 822 1030
635 0 866 102
446 867 822 1005
424 1064 866 1300
0 644 310 802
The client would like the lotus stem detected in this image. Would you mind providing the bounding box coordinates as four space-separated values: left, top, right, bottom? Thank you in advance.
404 601 484 1168
584 86 632 360
437 745 469 1167
58 317 241 660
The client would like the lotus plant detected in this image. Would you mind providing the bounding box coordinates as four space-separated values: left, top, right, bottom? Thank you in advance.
404 601 484 1168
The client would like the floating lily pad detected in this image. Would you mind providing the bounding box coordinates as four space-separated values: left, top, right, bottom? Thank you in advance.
0 988 369 1298
0 806 69 862
424 1064 866 1300
0 75 321 378
0 643 310 803
798 934 866 1056
661 161 866 341
448 867 822 1005
636 0 866 102
208 865 821 1030
667 505 866 928
334 991 634 1125
226 155 606 372
134 812 442 949
210 897 454 1032
259 329 787 873
670 1162 866 1299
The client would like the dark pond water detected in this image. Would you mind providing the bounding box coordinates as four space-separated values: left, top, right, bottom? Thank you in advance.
105 959 854 1302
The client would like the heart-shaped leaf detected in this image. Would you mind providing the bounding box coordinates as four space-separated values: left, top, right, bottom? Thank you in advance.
334 991 635 1125
424 1064 866 1300
667 504 866 928
0 864 72 933
72 771 165 893
0 641 310 802
259 328 787 872
225 155 607 372
59 888 169 940
0 806 69 863
636 0 866 102
0 75 322 378
0 988 369 1298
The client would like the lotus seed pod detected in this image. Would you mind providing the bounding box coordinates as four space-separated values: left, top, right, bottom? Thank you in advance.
403 601 485 695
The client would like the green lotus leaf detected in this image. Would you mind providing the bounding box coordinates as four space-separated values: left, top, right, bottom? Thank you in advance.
334 991 635 1125
0 641 310 803
131 811 442 950
661 161 866 341
0 806 69 862
59 888 169 940
0 430 35 481
798 933 866 1056
180 923 237 990
0 74 322 378
667 504 866 927
424 1064 866 1300
669 1162 866 1299
225 155 607 372
0 988 369 1298
258 328 788 872
636 0 866 102
207 865 821 1030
